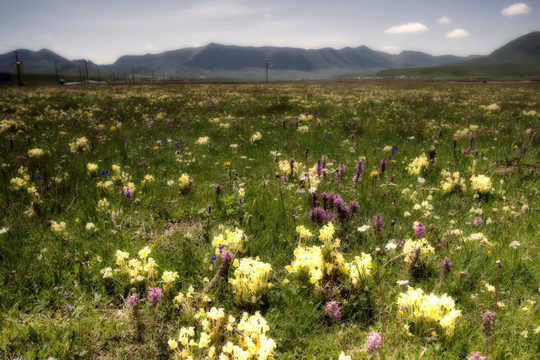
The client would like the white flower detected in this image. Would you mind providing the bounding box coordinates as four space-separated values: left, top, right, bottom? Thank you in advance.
167 180 174 186
509 241 521 249
357 225 370 232
397 280 409 286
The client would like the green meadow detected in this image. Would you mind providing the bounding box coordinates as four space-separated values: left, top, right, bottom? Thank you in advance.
0 82 538 359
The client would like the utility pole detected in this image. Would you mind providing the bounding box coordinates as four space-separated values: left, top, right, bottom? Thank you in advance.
14 51 24 86
84 60 89 83
54 61 59 84
266 61 272 83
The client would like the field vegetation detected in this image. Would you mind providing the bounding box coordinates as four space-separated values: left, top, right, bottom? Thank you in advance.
0 81 538 359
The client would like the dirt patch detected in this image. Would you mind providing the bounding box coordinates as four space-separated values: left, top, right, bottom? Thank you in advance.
495 164 539 174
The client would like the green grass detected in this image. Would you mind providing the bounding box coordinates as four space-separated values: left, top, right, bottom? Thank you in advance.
0 81 539 359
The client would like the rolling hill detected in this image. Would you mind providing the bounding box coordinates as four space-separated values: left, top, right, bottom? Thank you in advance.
377 31 540 78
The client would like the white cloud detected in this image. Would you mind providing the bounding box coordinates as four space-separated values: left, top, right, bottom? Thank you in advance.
438 16 452 24
501 3 531 16
144 44 153 49
446 29 469 38
385 22 429 34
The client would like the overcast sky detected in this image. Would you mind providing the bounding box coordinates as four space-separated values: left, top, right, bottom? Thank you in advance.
0 0 538 64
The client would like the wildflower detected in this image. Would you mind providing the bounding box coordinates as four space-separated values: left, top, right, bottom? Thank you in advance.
414 222 426 239
470 175 493 195
406 153 429 176
467 352 487 360
441 257 452 275
250 131 262 144
148 287 163 307
365 332 382 355
372 214 383 234
127 295 140 307
509 241 521 249
195 136 210 145
27 148 44 157
353 160 364 187
325 300 341 322
168 339 178 350
481 310 497 339
380 159 387 175
338 352 351 360
100 267 113 278
358 225 370 232
85 222 96 232
69 137 90 153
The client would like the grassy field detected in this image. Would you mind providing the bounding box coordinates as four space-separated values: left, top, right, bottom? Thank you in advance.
0 81 539 359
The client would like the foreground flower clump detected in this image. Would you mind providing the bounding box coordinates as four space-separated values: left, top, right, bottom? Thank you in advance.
397 287 462 337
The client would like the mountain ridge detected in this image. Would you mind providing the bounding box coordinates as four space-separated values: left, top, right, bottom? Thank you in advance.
1 31 538 80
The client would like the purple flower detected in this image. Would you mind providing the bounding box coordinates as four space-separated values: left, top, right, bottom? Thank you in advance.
321 155 328 168
366 332 382 355
122 187 133 199
321 192 334 210
462 147 472 155
147 287 163 307
372 214 383 234
281 175 288 183
481 310 497 338
380 159 387 175
315 160 323 178
349 201 359 214
127 295 140 307
441 257 452 275
336 163 346 183
325 300 341 322
414 222 426 239
100 170 109 176
214 184 221 196
474 217 482 227
309 207 332 224
391 145 398 155
353 161 364 187
452 138 457 150
467 352 487 360
334 196 350 221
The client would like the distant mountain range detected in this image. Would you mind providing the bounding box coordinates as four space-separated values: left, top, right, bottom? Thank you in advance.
1 31 538 80
377 31 540 78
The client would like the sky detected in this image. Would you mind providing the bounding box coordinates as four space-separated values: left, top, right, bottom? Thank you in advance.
0 0 538 64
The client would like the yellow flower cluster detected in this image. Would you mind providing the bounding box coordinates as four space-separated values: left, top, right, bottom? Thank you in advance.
86 162 99 174
397 287 461 336
97 197 110 212
318 222 336 245
178 173 192 190
297 125 310 133
287 245 325 286
454 124 479 138
170 309 276 360
69 136 90 153
141 174 155 185
10 167 30 190
111 164 132 184
278 159 302 176
403 239 435 264
96 180 114 192
50 220 66 234
229 257 272 305
440 170 466 194
296 225 313 240
470 174 492 195
195 136 210 145
27 148 44 157
250 131 262 144
211 228 246 254
112 246 158 283
406 153 429 176
345 253 372 285
288 222 372 288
